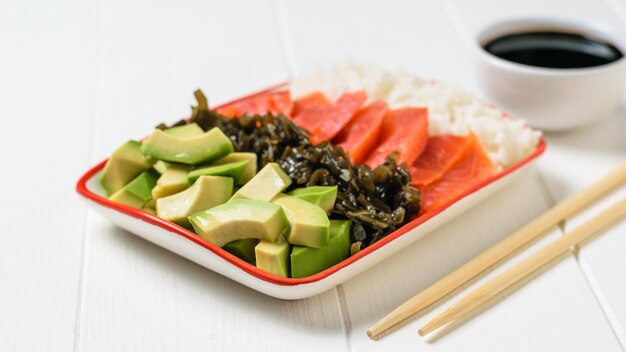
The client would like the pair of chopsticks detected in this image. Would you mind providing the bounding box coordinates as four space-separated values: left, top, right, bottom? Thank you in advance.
368 162 626 339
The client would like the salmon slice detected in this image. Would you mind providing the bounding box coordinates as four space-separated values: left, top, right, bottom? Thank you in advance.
364 107 429 167
216 91 293 118
410 134 473 186
312 91 367 144
292 92 331 116
292 91 367 144
419 134 495 213
333 100 389 164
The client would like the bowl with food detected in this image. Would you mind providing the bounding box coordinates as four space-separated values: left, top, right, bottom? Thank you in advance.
76 63 545 299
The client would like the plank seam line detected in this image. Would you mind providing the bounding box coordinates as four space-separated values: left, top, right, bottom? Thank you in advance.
72 213 91 352
440 0 474 50
73 0 111 350
272 0 299 78
575 250 626 351
535 170 625 351
334 286 353 352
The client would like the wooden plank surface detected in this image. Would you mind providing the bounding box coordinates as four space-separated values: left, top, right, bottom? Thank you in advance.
0 1 98 350
1 0 625 351
75 0 347 351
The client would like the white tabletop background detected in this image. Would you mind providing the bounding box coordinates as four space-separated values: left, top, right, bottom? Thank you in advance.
1 0 626 351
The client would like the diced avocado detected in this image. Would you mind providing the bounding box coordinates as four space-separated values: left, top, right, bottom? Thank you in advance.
152 164 190 199
230 163 291 202
99 140 153 196
350 241 362 256
188 160 249 184
144 198 156 209
189 199 289 247
212 152 257 185
143 207 156 215
255 241 290 277
141 127 233 165
153 160 170 174
157 176 233 227
272 194 330 248
109 170 159 209
287 186 338 214
223 238 259 264
290 220 352 278
163 123 204 138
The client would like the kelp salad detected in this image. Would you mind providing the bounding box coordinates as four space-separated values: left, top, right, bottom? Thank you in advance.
159 90 422 250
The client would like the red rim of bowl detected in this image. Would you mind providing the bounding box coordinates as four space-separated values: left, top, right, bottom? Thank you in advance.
76 82 547 287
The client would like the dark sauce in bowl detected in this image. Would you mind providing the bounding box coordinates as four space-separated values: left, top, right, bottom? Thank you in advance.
483 31 623 69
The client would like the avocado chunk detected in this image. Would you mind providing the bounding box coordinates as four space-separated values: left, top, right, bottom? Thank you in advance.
109 170 159 209
211 152 257 185
153 160 170 174
350 241 362 256
163 123 204 138
188 160 249 184
272 194 330 248
189 199 289 247
99 140 153 196
230 163 291 202
157 176 233 227
255 241 290 277
152 164 190 199
290 220 352 278
223 238 259 264
287 186 338 214
141 127 233 165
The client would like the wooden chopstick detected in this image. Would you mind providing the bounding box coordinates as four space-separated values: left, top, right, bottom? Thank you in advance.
367 162 626 339
418 195 626 336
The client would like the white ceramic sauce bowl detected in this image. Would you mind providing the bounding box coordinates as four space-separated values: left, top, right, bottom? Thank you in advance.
473 18 626 131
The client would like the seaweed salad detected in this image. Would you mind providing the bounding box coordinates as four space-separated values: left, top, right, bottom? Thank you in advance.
158 90 421 249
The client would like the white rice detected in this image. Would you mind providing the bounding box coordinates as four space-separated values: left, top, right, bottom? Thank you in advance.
291 62 541 170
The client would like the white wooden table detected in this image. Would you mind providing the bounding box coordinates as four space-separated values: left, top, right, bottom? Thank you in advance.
1 0 625 350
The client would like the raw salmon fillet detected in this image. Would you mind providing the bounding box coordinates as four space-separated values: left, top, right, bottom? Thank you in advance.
216 91 293 118
410 134 473 186
292 92 331 116
333 100 389 164
364 107 429 167
292 91 367 144
419 133 495 213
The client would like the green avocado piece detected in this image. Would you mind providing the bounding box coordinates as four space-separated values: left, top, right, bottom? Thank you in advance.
156 175 233 227
188 160 249 184
272 194 330 248
290 220 352 278
350 241 362 256
153 160 170 174
189 199 289 247
223 238 259 263
99 140 154 196
211 152 257 185
109 170 159 209
163 123 204 138
141 127 233 165
152 164 191 199
144 197 156 209
230 163 291 202
255 241 290 277
287 186 338 214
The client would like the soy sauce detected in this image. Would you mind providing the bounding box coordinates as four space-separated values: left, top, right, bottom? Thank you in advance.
483 31 623 69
